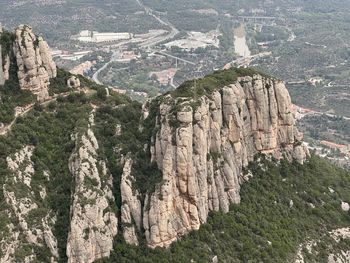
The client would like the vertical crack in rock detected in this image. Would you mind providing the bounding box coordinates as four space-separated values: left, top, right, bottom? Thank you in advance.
66 111 118 263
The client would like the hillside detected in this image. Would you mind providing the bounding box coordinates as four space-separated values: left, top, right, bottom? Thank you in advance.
0 26 350 263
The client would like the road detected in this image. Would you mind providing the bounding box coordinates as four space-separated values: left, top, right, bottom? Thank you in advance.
295 104 350 121
92 0 179 86
92 50 119 85
151 49 196 65
136 0 179 48
223 51 272 69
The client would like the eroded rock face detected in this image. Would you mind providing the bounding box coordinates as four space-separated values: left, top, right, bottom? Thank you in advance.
120 157 142 246
66 111 118 263
0 146 58 263
13 25 56 101
142 75 309 248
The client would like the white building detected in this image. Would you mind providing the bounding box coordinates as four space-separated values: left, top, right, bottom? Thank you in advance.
93 32 131 42
75 31 132 43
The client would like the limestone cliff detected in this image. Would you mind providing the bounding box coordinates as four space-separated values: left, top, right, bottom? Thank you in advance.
0 38 313 261
139 74 309 248
66 111 118 263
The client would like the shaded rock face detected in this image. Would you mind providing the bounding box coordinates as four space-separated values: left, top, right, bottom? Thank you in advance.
13 25 56 101
0 146 58 263
140 75 309 248
66 111 118 263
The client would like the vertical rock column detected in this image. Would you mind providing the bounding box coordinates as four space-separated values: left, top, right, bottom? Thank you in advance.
13 25 56 101
66 112 118 263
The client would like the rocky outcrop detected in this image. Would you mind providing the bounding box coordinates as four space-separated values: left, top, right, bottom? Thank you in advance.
2 54 10 82
67 76 81 89
142 74 309 248
0 146 58 263
295 228 350 263
120 157 142 246
66 111 118 263
13 25 56 101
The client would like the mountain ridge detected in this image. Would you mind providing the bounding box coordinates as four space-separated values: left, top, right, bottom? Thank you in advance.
0 25 349 263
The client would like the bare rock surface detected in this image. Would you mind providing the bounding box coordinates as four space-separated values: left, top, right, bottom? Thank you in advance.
67 76 81 89
143 74 309 248
13 25 56 101
66 111 118 263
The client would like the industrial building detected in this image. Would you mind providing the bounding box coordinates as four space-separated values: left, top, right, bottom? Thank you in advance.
75 30 133 43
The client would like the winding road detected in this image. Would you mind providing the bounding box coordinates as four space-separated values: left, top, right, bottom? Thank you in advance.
92 50 119 85
92 0 179 86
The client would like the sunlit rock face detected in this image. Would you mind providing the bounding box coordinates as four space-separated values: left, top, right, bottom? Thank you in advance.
13 25 56 101
140 74 309 248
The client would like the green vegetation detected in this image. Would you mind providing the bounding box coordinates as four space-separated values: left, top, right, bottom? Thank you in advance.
0 30 36 124
0 93 92 262
48 68 72 95
97 155 350 262
94 99 163 207
170 67 270 98
299 114 350 145
0 53 35 124
0 30 15 59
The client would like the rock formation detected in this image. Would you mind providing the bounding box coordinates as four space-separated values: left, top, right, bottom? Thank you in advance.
120 157 142 246
0 146 58 263
66 111 118 263
140 74 309 248
67 76 81 89
13 25 56 101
